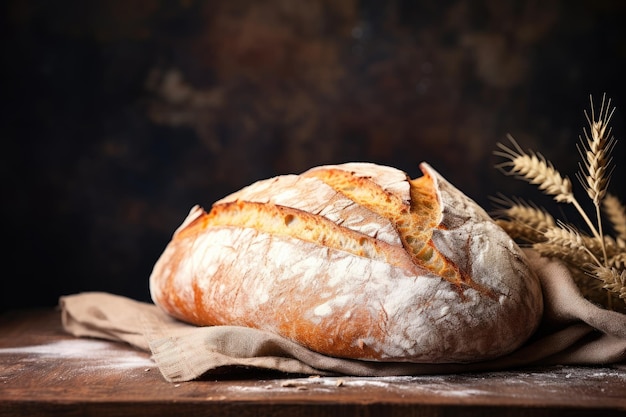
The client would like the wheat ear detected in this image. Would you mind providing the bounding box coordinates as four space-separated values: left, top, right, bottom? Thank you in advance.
578 93 616 205
490 194 556 230
544 222 602 265
490 195 556 243
576 93 616 265
590 265 626 300
610 252 626 269
495 135 573 202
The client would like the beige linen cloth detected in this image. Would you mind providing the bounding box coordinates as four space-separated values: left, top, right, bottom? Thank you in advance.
60 251 626 382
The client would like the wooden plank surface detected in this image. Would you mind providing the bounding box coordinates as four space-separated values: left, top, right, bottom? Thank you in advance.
0 309 625 416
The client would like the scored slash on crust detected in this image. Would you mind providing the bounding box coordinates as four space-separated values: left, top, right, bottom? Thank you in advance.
190 199 417 273
304 168 497 298
302 168 460 280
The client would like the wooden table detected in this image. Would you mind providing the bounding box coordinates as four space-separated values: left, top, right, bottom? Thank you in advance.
1 309 625 416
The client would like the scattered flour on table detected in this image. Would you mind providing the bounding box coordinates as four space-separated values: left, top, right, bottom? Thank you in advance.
0 339 155 371
224 367 626 398
228 376 488 397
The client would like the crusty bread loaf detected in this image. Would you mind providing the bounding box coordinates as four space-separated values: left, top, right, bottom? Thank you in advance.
149 162 543 363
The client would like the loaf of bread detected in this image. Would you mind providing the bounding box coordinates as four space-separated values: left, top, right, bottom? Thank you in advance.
149 162 543 363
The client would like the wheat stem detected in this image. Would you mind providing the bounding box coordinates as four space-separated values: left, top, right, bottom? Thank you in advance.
569 197 604 248
596 207 608 266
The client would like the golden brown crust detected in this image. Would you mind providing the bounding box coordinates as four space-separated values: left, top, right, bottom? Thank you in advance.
149 162 544 362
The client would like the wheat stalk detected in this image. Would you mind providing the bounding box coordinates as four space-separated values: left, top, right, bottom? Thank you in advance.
576 93 616 265
495 135 603 245
493 94 626 310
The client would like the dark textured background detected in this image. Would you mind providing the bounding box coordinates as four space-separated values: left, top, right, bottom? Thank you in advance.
2 0 625 310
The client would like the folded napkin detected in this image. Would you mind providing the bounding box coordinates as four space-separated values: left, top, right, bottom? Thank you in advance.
60 251 626 382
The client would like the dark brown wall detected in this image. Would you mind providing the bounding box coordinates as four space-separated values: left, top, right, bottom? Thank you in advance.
3 0 626 309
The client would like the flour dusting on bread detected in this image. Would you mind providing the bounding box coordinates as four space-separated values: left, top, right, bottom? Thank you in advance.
150 162 543 362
